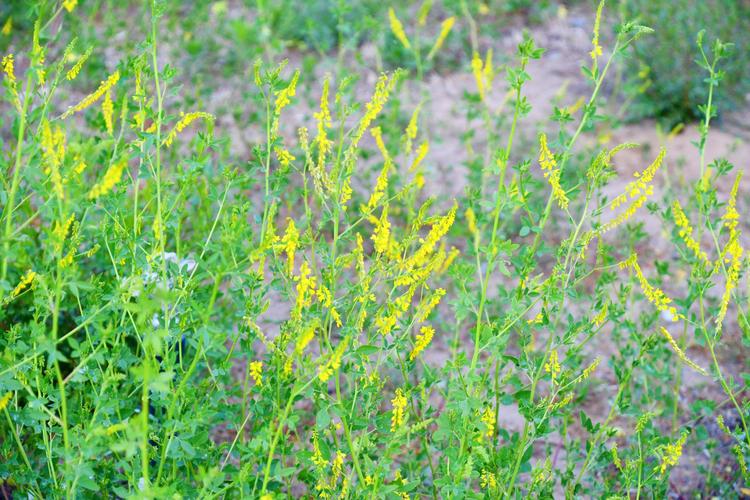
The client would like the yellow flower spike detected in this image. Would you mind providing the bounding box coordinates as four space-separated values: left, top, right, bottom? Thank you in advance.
716 236 742 333
2 53 21 112
294 261 316 320
590 0 605 63
409 141 429 172
415 288 445 322
102 89 114 136
390 388 408 431
0 392 12 411
1 17 11 36
249 361 263 387
409 325 434 361
480 406 495 438
404 104 421 153
659 327 707 375
314 76 333 191
659 433 687 475
372 206 391 255
62 70 120 118
88 157 127 199
63 0 78 12
163 111 214 147
271 69 299 135
388 8 411 50
465 207 478 236
672 200 709 265
66 46 92 81
318 337 348 382
544 350 561 380
280 218 299 275
538 133 569 210
480 470 497 490
417 0 433 26
311 430 329 468
10 270 36 298
471 52 485 100
610 148 666 211
622 256 683 321
427 17 455 60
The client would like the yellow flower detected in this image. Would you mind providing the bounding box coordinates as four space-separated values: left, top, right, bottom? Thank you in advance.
10 270 36 298
388 8 411 49
409 325 434 361
672 200 709 265
272 69 299 134
578 357 601 382
611 443 623 472
621 256 682 321
538 133 569 210
281 218 299 275
317 285 342 327
311 430 328 468
592 303 608 327
471 52 485 100
589 0 604 63
2 53 21 112
610 148 665 211
66 46 92 81
331 450 345 486
544 350 561 380
163 111 214 147
1 17 11 36
62 70 120 118
63 0 78 12
390 388 408 431
659 433 687 475
318 337 348 382
716 238 742 333
348 72 398 153
88 157 127 199
102 89 114 136
41 120 66 200
313 76 334 193
660 327 707 375
409 141 429 172
465 207 478 236
480 469 497 490
480 406 495 438
427 17 455 60
294 261 316 319
415 288 445 322
249 361 263 387
0 392 12 411
372 206 391 255
405 204 456 270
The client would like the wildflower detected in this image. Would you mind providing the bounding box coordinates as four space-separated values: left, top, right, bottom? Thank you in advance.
439 246 459 274
41 120 66 200
366 128 390 212
1 17 10 36
313 76 333 191
716 415 730 435
611 443 624 472
659 433 687 475
10 270 36 298
271 69 299 134
348 72 398 152
372 206 391 255
163 111 214 147
102 90 114 136
578 357 600 382
294 261 316 319
318 337 348 382
0 392 12 411
610 148 666 211
390 388 408 431
589 0 604 63
274 147 295 167
63 0 77 12
427 17 455 60
311 431 328 468
376 312 398 337
471 52 485 100
66 46 92 80
480 469 497 490
621 256 682 321
331 450 345 486
659 327 707 375
62 70 120 118
415 288 445 322
544 350 561 380
465 207 478 236
317 285 342 327
550 393 574 410
280 218 299 275
480 406 495 438
388 8 411 49
721 172 742 235
406 204 456 270
404 104 421 153
409 141 429 172
88 157 127 199
2 53 21 112
249 361 263 387
538 133 568 209
592 303 608 327
672 200 709 265
409 325 434 361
